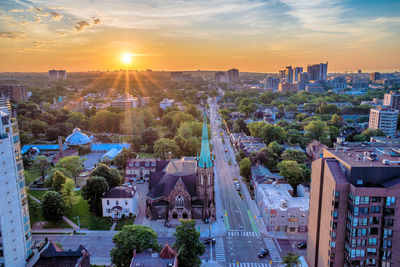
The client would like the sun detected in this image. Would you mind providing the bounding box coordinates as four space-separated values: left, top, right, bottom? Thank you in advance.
121 53 133 65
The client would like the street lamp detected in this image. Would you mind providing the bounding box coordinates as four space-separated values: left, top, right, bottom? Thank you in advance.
74 216 80 234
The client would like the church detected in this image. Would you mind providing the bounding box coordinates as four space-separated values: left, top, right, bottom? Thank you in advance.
146 111 216 222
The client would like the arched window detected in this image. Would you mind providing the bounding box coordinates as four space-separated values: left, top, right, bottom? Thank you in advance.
200 174 203 185
175 196 184 208
208 175 211 185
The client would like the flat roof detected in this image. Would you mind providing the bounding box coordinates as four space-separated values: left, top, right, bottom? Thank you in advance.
257 183 309 211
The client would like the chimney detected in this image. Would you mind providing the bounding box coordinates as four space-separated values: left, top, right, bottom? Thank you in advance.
168 151 172 160
58 136 63 157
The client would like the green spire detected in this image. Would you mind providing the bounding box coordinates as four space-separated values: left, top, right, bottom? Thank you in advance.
198 110 212 168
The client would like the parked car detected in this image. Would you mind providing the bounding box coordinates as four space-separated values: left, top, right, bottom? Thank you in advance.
137 180 144 184
258 248 269 258
203 238 216 245
297 242 307 249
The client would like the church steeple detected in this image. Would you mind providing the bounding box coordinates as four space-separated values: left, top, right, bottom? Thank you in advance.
198 110 212 168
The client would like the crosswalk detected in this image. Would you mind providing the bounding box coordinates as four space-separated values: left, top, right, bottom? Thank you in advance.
215 237 226 262
227 263 270 267
263 238 281 262
228 231 261 237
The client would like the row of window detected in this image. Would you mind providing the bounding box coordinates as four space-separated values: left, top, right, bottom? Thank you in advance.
106 200 129 205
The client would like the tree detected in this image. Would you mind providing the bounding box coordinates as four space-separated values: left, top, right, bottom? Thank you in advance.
33 156 51 179
278 160 305 195
130 136 142 152
42 191 64 221
110 225 160 267
45 127 60 141
82 176 109 215
361 128 385 139
154 138 180 159
172 113 195 130
113 148 136 170
67 112 88 129
282 253 301 267
268 141 284 156
55 156 84 178
239 157 252 183
45 167 72 188
317 104 338 114
91 163 122 188
329 114 342 127
51 170 68 192
261 124 286 144
282 149 307 164
173 220 204 267
141 128 159 151
304 119 329 142
30 120 48 136
61 178 75 210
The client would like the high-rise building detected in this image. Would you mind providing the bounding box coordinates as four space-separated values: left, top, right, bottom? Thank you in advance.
307 62 328 81
48 70 67 80
279 70 286 79
264 77 280 92
307 143 400 267
370 72 381 82
384 91 400 110
369 106 399 136
284 66 294 83
227 68 239 84
294 67 303 82
0 85 28 103
0 99 32 266
278 82 298 93
215 71 228 83
297 72 310 91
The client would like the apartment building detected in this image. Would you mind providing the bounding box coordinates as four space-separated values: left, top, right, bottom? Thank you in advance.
0 101 32 267
383 91 400 110
307 143 400 267
368 106 399 136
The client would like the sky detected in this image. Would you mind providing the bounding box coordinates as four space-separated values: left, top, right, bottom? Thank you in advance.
0 0 400 73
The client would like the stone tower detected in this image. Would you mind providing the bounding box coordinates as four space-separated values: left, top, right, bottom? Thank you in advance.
197 110 216 222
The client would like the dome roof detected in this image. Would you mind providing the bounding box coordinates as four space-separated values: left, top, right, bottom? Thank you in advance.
65 128 91 146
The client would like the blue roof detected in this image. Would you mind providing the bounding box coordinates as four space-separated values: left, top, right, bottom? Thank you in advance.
91 143 130 152
198 110 212 168
22 144 67 154
65 128 91 146
101 148 123 160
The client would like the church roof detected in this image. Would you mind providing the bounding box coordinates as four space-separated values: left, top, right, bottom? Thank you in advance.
198 110 213 168
159 243 175 259
65 128 91 146
147 172 197 199
165 159 197 175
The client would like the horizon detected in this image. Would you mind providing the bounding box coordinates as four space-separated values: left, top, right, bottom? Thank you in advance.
1 0 400 72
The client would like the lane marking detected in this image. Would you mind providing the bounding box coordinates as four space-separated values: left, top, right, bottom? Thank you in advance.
247 209 258 233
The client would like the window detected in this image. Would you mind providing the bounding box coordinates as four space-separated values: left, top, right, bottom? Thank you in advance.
106 209 111 213
383 229 393 238
331 242 335 248
333 211 338 219
200 174 203 185
367 248 377 256
175 196 184 208
335 191 340 198
382 240 392 249
385 197 395 206
368 238 377 246
371 206 380 213
371 197 381 203
125 200 128 205
369 227 378 235
116 200 119 205
370 217 379 225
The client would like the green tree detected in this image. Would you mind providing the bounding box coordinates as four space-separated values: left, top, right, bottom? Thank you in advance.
51 170 68 192
30 119 48 136
61 178 75 210
360 128 385 139
282 149 307 164
141 128 160 151
110 225 160 267
67 112 88 129
45 167 72 188
91 163 122 188
329 114 342 127
154 138 180 159
113 148 136 170
282 253 301 267
42 191 64 221
239 157 252 183
268 141 284 155
277 160 304 195
139 108 155 128
173 220 205 267
82 176 109 215
45 127 60 141
185 105 201 119
295 113 307 122
262 124 286 144
55 156 84 178
33 156 50 179
304 119 329 142
172 113 195 130
317 104 338 114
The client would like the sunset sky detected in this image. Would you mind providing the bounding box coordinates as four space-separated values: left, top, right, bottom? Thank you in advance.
1 0 400 73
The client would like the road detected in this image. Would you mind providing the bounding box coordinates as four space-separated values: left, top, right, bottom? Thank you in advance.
208 98 275 265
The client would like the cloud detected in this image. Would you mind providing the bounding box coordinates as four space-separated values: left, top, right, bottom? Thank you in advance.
0 31 26 39
50 11 63 21
10 9 25 13
93 18 101 24
73 20 90 31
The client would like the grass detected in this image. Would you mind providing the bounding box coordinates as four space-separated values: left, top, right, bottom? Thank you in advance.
28 196 72 229
28 189 47 200
137 152 155 158
64 191 113 230
25 168 41 185
115 216 135 230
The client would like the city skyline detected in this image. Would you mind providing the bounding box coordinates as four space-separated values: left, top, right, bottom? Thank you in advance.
0 0 400 72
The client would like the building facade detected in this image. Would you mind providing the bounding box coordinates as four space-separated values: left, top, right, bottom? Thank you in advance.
383 91 400 110
48 70 67 80
368 106 399 136
125 158 156 182
264 77 280 92
294 67 303 82
278 82 298 93
307 63 328 81
146 111 216 222
159 98 175 110
0 85 28 103
102 186 138 219
227 68 239 84
285 66 294 83
307 144 400 267
111 93 139 108
0 102 32 267
215 71 229 83
370 72 381 82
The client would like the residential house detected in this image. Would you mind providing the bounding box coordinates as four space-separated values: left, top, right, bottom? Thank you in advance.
33 242 90 267
306 140 327 161
102 186 138 219
126 158 157 182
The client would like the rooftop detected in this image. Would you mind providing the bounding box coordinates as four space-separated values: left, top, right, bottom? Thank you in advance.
256 183 309 211
102 186 136 199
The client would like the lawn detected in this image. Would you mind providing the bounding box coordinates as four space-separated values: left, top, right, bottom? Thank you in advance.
64 191 113 230
25 168 40 185
28 189 47 200
28 196 72 229
137 152 155 158
115 216 136 230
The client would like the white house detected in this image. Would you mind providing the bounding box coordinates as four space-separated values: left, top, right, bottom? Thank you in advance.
102 186 138 219
160 98 174 110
